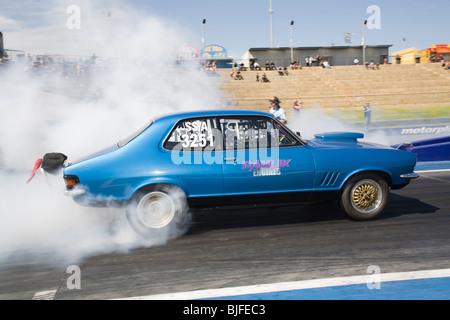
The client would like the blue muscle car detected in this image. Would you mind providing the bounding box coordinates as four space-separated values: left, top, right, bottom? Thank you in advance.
63 110 419 236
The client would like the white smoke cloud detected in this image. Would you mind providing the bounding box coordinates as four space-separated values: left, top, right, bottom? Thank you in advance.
288 106 395 147
2 0 433 269
288 107 357 140
0 1 222 268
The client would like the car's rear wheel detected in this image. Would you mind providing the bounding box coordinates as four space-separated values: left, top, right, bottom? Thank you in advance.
126 185 190 237
341 173 389 221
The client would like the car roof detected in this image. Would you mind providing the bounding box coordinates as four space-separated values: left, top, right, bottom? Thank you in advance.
153 109 273 123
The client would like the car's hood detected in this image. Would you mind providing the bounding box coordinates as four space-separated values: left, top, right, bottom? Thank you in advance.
314 132 364 141
66 144 119 166
308 132 391 150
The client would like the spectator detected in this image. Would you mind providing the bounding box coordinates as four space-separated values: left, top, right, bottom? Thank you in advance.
256 73 260 82
354 58 359 65
277 66 284 76
363 101 372 129
283 66 289 75
269 96 288 124
235 70 244 80
292 99 303 116
316 55 321 66
265 61 271 70
261 72 270 82
254 60 261 70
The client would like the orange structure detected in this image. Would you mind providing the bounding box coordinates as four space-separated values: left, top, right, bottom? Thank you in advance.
393 43 449 64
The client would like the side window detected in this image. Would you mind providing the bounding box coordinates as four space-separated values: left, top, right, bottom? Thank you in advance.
273 121 296 146
219 116 296 150
164 117 221 151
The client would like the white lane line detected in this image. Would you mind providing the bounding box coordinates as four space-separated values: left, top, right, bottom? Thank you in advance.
116 268 450 300
416 169 450 173
32 289 57 300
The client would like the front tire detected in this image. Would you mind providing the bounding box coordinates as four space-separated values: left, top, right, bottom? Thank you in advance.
341 173 389 221
126 185 190 238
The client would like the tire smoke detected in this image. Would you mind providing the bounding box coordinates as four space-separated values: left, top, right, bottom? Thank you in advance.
0 1 222 268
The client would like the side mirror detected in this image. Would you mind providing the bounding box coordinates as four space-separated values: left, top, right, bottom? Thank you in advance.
296 131 302 137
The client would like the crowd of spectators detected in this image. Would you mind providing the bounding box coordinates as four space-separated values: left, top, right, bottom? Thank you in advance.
230 69 244 80
4 53 99 78
290 60 302 70
0 52 102 99
365 60 380 70
434 56 449 70
225 55 386 83
255 72 270 83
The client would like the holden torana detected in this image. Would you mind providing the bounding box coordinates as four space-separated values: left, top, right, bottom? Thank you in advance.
63 109 419 236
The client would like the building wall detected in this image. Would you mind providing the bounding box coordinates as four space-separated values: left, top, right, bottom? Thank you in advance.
392 44 449 64
392 47 430 64
244 45 391 67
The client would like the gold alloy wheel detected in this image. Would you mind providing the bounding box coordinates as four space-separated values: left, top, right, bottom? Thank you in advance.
137 191 176 229
350 179 382 213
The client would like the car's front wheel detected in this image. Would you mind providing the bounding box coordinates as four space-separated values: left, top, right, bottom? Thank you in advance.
126 185 190 238
340 173 389 221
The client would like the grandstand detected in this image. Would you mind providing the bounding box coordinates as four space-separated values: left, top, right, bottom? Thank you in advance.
215 63 450 122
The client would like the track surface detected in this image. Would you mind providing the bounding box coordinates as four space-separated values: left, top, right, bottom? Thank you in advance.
1 170 449 300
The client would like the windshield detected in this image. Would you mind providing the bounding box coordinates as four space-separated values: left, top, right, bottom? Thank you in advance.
117 120 153 147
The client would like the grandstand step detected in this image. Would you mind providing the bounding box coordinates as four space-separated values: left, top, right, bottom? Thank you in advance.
216 64 450 110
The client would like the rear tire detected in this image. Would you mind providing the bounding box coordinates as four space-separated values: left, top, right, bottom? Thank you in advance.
126 185 190 238
341 173 389 221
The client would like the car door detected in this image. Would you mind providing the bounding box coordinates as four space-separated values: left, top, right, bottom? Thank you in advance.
220 116 315 197
163 116 224 198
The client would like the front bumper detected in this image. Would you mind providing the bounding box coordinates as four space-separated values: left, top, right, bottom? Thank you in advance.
400 172 420 180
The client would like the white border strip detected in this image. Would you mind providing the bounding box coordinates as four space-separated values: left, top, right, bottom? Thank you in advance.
117 268 450 300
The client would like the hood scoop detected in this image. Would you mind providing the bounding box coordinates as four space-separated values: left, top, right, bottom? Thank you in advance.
314 132 364 141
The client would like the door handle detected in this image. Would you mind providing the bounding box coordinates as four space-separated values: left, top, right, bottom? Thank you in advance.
224 157 237 161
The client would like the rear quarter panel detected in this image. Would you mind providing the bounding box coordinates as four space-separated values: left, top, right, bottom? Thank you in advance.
63 117 224 201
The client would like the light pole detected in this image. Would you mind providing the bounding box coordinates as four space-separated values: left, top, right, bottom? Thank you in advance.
269 0 274 48
290 20 294 63
362 19 367 64
201 19 206 50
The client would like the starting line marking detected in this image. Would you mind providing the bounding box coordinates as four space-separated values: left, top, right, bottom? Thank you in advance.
117 268 450 300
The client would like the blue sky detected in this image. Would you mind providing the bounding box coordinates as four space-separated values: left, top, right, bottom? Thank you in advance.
1 0 449 59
